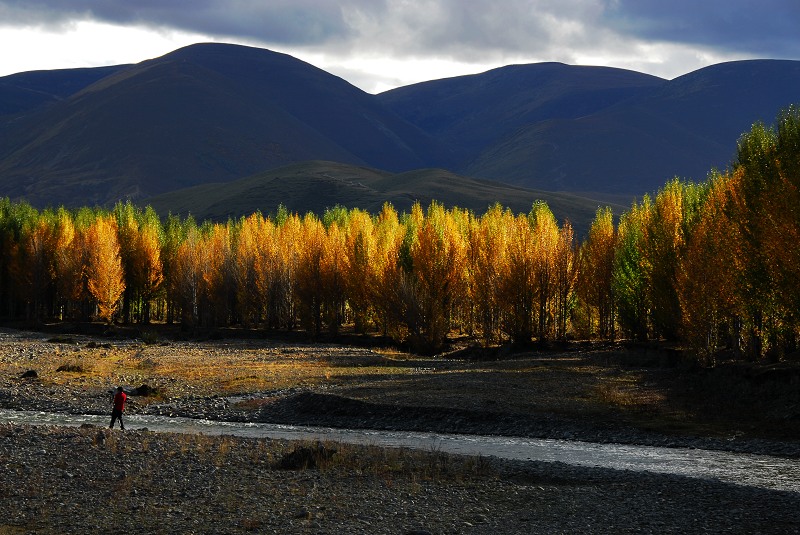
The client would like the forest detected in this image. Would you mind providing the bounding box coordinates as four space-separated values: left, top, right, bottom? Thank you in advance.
0 106 797 362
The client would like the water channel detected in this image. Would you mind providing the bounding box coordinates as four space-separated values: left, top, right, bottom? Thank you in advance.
1 408 798 494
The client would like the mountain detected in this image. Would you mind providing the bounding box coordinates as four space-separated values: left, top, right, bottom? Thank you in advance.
377 62 664 157
0 65 129 116
1 43 799 215
0 43 454 207
380 59 800 195
144 161 623 236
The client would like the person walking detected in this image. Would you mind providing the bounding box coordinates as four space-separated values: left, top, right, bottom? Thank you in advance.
110 386 126 430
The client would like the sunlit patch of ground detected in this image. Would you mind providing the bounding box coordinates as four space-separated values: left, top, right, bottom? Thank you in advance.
0 329 797 440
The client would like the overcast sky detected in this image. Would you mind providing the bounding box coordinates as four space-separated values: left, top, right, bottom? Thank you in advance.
1 0 798 93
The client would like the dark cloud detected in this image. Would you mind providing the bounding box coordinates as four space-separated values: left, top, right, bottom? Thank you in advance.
0 0 356 44
603 0 800 57
0 0 593 63
0 0 797 73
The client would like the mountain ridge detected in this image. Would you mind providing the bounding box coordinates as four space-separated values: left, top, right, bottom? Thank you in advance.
143 160 624 236
0 42 798 219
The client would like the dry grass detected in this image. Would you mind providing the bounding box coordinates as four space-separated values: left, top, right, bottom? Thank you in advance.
0 334 690 421
2 331 797 440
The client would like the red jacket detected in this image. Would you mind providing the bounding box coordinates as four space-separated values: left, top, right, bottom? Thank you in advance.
113 391 126 411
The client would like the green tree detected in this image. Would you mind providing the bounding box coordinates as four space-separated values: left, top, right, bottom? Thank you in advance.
613 198 651 340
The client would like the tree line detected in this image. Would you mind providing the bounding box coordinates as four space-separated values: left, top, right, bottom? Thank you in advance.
0 106 797 361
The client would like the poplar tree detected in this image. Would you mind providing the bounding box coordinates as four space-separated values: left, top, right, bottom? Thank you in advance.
85 216 125 323
613 198 651 340
578 207 617 339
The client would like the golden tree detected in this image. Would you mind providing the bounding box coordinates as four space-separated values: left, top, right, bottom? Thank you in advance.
84 216 125 323
641 179 700 340
343 208 376 333
133 209 164 323
53 207 89 321
677 174 741 361
613 197 652 340
272 212 301 330
294 213 326 336
199 223 233 329
370 202 406 339
577 207 617 339
499 214 536 345
407 202 467 352
320 219 347 334
160 214 192 325
233 213 264 327
529 202 559 340
11 211 58 323
553 220 577 340
173 225 202 327
467 204 510 345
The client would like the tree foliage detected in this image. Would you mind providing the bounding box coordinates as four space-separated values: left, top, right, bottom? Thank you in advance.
0 106 797 363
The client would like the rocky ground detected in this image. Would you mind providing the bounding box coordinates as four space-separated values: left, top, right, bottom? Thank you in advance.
2 425 799 534
1 327 799 533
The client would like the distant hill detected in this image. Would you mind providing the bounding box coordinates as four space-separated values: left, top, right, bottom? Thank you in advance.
0 65 128 116
0 43 453 207
1 42 799 219
377 62 664 157
380 59 800 195
144 161 624 236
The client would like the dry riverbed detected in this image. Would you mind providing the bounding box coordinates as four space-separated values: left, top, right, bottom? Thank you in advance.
1 327 799 533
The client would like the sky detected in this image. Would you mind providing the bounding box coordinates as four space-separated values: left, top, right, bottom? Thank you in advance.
0 0 798 94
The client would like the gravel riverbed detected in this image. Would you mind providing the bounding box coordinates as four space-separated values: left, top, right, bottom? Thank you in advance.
2 424 799 534
1 329 799 533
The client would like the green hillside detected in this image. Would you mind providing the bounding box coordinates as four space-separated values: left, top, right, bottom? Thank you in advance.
145 161 627 235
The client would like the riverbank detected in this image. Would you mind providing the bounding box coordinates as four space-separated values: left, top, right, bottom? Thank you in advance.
2 424 799 534
1 328 798 457
1 328 800 532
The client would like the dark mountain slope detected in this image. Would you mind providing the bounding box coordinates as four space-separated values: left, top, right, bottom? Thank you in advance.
0 65 128 116
378 62 664 155
468 60 800 193
382 59 800 195
2 45 798 215
144 161 622 236
0 43 454 207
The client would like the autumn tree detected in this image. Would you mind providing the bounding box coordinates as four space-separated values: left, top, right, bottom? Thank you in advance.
343 208 376 333
11 210 58 323
499 213 536 346
553 220 578 340
677 174 740 361
320 215 348 335
271 212 301 330
370 202 406 339
53 207 88 321
113 203 164 324
161 214 192 325
730 106 800 358
577 207 617 339
767 105 800 322
406 202 467 352
199 222 233 329
467 204 510 345
84 215 125 323
529 202 559 340
173 222 202 328
294 213 328 336
641 179 702 340
233 213 267 327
